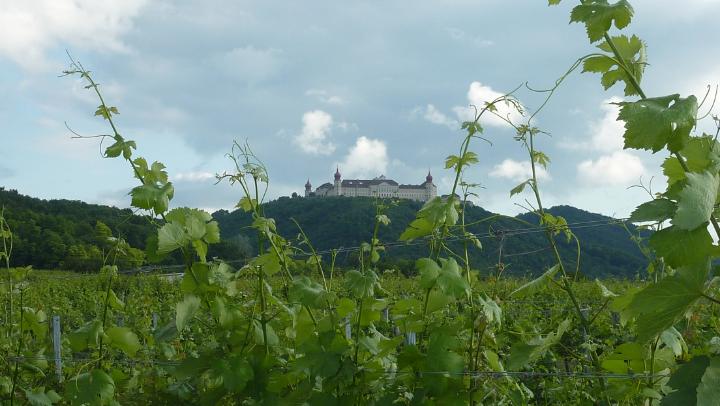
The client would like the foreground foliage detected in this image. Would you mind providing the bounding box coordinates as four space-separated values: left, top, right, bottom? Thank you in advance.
2 0 720 404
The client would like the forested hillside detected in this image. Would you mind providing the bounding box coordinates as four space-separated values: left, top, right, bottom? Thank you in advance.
214 196 649 278
0 188 242 270
1 188 647 277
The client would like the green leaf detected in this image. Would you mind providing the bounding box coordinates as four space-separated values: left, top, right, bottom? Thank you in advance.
130 182 174 214
626 262 708 342
65 369 115 406
570 0 634 42
584 35 647 96
176 295 201 331
68 320 103 352
290 276 333 308
416 258 441 290
662 356 710 405
531 150 551 169
672 170 719 230
157 222 187 255
104 135 136 160
461 121 483 136
345 270 378 298
106 327 141 357
619 94 698 153
236 197 257 212
649 226 717 267
601 342 645 374
511 264 560 297
221 357 254 393
436 258 470 298
25 388 61 406
507 319 571 370
510 180 529 197
697 356 720 406
204 221 220 243
629 198 677 223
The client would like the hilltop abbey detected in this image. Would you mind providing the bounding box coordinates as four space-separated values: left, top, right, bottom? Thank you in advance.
304 168 437 202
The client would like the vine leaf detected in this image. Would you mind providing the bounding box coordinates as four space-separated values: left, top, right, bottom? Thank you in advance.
507 319 571 370
570 0 634 43
510 180 530 197
629 198 677 223
290 276 334 308
618 94 698 153
625 262 708 342
697 357 720 405
24 388 61 406
106 326 142 357
583 35 646 96
157 222 187 255
511 264 560 297
104 135 136 160
65 369 116 406
672 170 719 230
601 342 644 374
649 226 717 267
662 356 710 405
345 269 379 298
176 295 201 331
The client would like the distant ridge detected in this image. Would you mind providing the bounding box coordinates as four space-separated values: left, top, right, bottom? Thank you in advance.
0 188 647 278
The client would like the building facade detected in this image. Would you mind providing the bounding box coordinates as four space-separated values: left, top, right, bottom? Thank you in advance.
304 168 436 202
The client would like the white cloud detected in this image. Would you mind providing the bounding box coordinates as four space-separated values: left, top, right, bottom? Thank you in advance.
172 171 215 182
577 151 645 186
215 46 283 82
294 110 335 155
337 136 388 178
489 159 549 182
453 82 523 127
306 89 345 105
0 0 147 71
562 98 648 186
559 97 625 152
423 104 457 129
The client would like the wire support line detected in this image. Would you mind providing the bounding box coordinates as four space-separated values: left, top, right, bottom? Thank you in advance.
4 355 661 380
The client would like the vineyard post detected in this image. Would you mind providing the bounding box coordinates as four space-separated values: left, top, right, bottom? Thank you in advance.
344 318 352 340
152 312 158 331
51 315 63 382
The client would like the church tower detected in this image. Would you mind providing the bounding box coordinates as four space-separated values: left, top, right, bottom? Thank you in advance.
334 167 342 196
304 179 312 197
424 170 436 201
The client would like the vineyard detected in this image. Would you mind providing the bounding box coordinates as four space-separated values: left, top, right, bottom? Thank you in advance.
2 0 720 405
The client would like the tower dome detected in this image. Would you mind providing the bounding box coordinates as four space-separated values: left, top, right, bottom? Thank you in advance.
305 179 311 189
334 167 341 181
426 170 433 183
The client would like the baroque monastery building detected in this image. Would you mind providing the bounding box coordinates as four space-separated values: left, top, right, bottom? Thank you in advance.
304 168 437 202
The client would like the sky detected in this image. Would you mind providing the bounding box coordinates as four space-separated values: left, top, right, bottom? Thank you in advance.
0 0 719 217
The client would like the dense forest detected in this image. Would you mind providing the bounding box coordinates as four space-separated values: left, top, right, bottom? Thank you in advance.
216 196 648 278
0 188 244 271
1 188 648 277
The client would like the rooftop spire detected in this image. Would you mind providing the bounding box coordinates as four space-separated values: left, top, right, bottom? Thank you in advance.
426 170 433 183
334 166 341 181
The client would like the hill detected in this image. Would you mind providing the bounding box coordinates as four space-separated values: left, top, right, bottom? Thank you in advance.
0 188 648 278
0 188 242 271
214 196 648 278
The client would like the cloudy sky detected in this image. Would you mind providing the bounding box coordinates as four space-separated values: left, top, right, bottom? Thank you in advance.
0 0 718 217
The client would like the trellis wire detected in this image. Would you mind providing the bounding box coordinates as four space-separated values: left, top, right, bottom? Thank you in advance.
6 355 662 381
